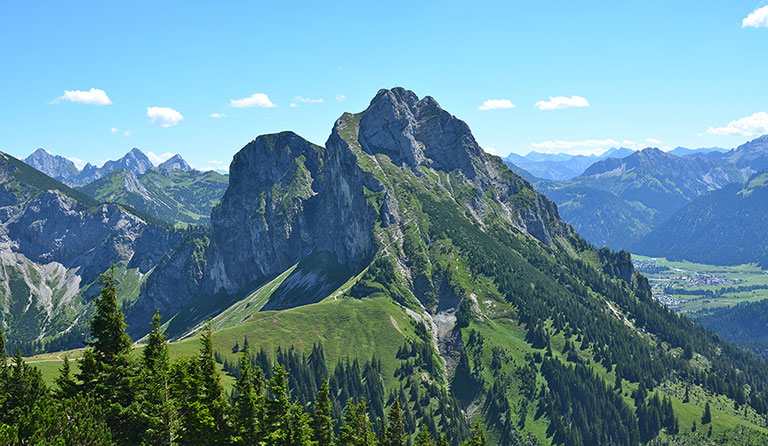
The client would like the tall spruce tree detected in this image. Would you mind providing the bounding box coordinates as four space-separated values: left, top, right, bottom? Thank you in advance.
266 364 293 446
231 352 262 445
463 422 487 446
140 312 179 446
415 424 436 446
77 266 138 445
311 379 335 446
702 402 712 425
337 400 377 446
385 399 407 446
198 322 229 443
55 355 77 398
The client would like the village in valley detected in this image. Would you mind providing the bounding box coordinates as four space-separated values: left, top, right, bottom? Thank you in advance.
632 256 768 312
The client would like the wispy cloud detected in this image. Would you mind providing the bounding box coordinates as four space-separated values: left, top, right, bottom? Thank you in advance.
743 6 768 28
110 127 119 133
208 160 224 165
336 94 346 102
289 103 298 108
210 112 226 118
535 96 589 110
478 99 515 111
707 112 768 136
483 147 499 155
147 107 183 127
146 151 174 165
646 138 663 145
229 93 276 108
124 130 132 137
531 138 644 153
67 157 86 169
52 88 112 105
294 96 323 103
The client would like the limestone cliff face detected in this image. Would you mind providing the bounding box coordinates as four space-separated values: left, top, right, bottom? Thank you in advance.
204 131 378 294
5 191 176 284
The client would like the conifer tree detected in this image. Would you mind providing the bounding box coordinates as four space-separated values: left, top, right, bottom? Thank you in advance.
197 322 229 443
77 266 138 445
463 421 487 446
55 355 78 398
337 400 377 446
415 424 436 446
266 364 292 446
140 312 179 446
232 352 262 445
701 402 712 425
385 399 406 446
311 379 335 446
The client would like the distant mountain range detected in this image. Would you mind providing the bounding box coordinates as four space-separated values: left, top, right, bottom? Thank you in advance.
23 148 227 225
524 137 768 254
503 147 635 180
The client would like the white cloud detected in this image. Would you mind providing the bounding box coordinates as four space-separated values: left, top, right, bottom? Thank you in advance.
531 138 645 154
147 107 183 127
110 127 119 133
483 147 499 156
532 138 622 150
290 103 298 108
208 160 224 165
336 94 346 102
67 157 86 169
124 130 132 137
646 138 663 145
478 99 516 111
743 6 768 28
535 96 589 110
195 165 229 173
53 88 112 105
707 112 768 136
294 96 323 103
210 112 226 118
229 93 276 108
146 151 174 165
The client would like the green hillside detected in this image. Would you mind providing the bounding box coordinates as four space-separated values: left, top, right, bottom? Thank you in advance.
80 168 228 225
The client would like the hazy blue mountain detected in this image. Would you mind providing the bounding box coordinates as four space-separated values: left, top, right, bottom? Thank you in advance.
668 146 727 157
158 153 193 171
76 148 154 185
539 147 746 249
503 147 636 180
23 148 80 186
633 169 768 267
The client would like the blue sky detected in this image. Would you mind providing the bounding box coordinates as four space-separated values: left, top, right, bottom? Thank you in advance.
1 1 767 170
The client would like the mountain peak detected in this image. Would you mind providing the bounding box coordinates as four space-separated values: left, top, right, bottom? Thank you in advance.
23 147 80 185
357 87 482 177
158 154 192 171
